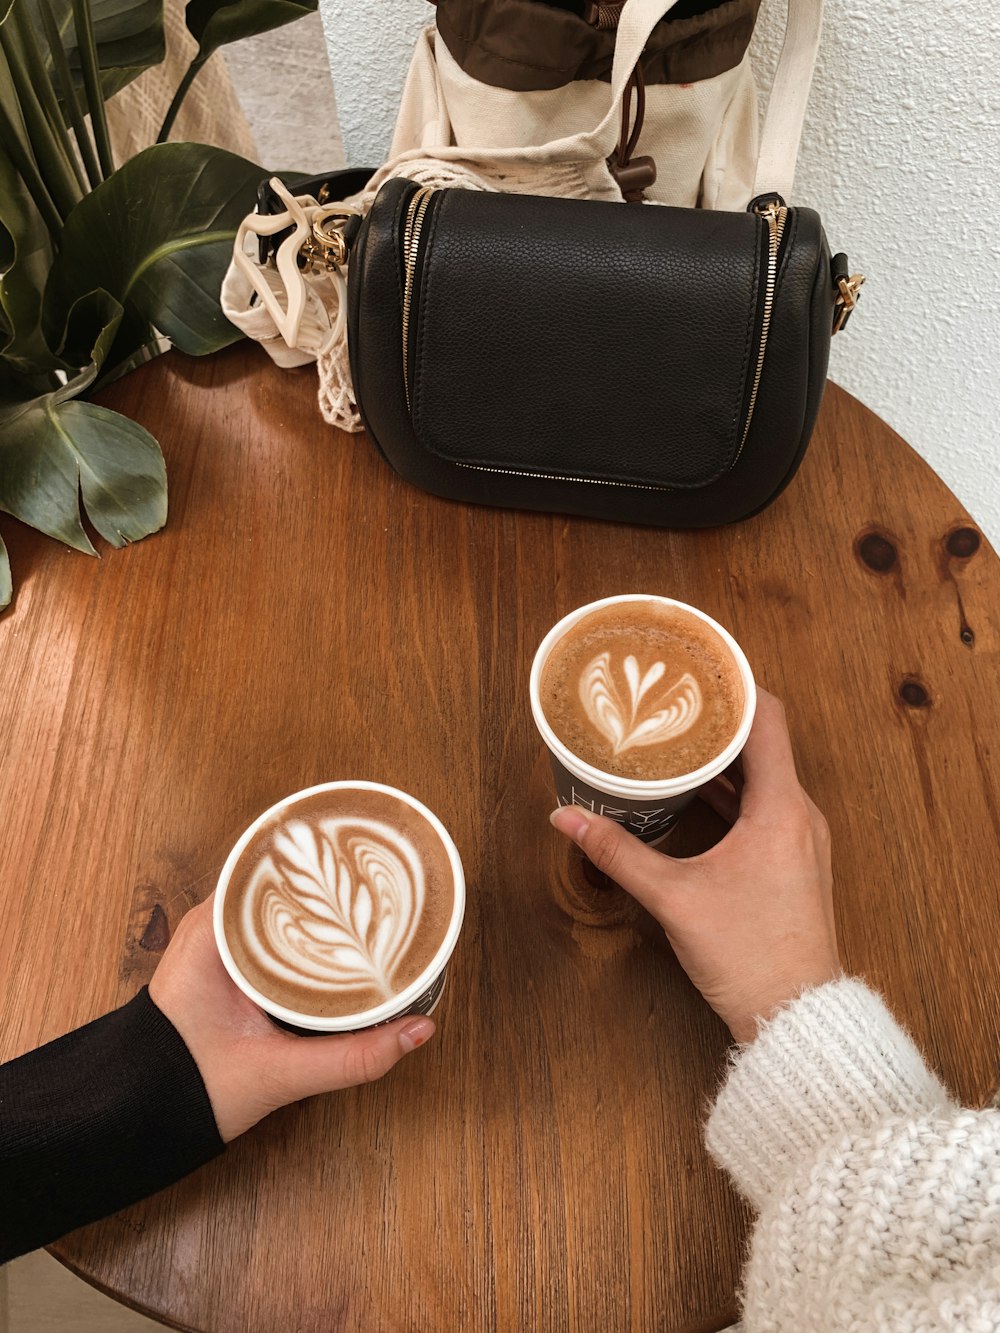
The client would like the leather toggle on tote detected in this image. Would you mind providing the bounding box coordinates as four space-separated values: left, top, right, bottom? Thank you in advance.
343 0 865 527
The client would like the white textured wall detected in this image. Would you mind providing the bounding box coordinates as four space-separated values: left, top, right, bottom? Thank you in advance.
318 0 1000 541
319 1 429 167
751 0 1000 542
225 13 345 174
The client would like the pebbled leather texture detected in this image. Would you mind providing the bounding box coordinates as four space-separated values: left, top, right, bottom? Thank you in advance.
412 190 762 489
348 178 835 528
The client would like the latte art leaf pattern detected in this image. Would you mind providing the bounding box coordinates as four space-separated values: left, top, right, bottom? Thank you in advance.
580 651 703 756
242 817 426 1001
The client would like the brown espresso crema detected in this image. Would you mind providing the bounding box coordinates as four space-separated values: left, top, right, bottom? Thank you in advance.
222 789 456 1018
540 602 744 780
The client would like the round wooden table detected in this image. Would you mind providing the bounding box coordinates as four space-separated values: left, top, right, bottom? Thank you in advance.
1 347 998 1333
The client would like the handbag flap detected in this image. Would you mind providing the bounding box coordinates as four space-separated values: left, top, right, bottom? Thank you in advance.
409 189 766 490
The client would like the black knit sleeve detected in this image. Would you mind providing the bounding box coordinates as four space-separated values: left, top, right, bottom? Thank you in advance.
0 987 224 1263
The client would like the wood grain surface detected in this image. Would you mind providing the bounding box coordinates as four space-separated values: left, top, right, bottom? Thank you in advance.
1 346 998 1333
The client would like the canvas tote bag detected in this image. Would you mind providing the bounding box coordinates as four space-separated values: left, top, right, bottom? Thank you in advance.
381 0 762 208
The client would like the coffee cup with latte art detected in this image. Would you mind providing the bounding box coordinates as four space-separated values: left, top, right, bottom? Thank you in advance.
530 596 756 843
213 782 465 1033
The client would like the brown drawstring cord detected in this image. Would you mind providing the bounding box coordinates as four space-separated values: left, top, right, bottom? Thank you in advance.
610 61 656 202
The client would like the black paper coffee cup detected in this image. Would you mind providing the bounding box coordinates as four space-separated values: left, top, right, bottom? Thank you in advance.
530 595 756 844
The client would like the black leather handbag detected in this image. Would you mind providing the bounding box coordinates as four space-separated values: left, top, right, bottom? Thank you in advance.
345 0 863 528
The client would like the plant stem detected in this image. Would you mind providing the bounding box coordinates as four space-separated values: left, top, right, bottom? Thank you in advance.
0 102 63 240
70 0 114 178
10 2 88 196
0 22 82 220
156 58 205 144
37 0 102 191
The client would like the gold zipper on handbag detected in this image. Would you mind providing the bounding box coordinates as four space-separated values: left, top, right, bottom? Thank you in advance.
401 186 435 411
400 187 788 488
735 197 788 462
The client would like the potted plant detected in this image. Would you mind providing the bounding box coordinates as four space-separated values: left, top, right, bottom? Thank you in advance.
0 0 315 609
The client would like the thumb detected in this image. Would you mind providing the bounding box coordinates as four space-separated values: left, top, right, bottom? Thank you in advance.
274 1015 436 1102
550 805 679 918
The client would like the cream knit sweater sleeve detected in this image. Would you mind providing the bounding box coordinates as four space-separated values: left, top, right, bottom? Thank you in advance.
705 978 1000 1331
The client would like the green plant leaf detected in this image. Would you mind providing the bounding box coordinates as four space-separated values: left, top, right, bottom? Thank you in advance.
185 0 316 62
62 284 126 369
62 399 166 544
0 529 10 609
0 135 58 369
45 142 271 359
0 391 167 551
0 289 166 554
22 0 165 100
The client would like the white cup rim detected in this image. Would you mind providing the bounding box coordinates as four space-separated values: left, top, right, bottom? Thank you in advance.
529 595 757 799
213 781 466 1032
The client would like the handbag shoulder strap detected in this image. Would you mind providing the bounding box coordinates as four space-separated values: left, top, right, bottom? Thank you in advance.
606 0 822 203
750 0 823 201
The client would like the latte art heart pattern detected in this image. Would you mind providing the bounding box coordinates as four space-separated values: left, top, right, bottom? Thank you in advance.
241 816 426 1001
581 651 702 756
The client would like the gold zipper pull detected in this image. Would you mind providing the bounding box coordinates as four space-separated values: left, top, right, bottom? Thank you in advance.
750 192 786 220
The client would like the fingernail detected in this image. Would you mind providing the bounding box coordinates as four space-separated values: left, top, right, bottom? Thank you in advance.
549 805 592 842
398 1017 435 1053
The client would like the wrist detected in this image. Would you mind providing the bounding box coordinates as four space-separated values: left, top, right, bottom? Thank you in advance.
149 981 263 1143
722 961 843 1044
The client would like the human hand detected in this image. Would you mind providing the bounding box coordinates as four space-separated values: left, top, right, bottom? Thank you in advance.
148 895 434 1142
550 690 840 1043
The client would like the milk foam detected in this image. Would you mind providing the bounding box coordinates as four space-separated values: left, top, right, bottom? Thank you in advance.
580 651 702 756
240 815 425 1002
538 600 745 781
